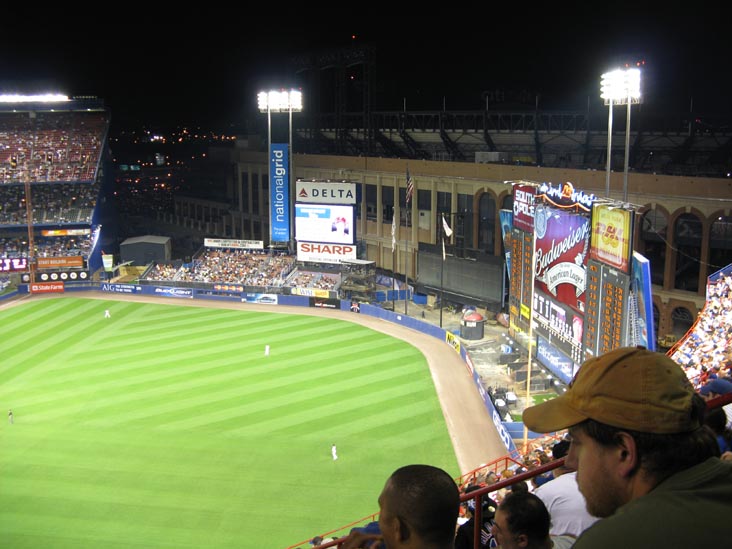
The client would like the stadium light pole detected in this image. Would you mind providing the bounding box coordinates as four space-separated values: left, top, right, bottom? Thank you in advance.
257 89 303 248
601 68 641 201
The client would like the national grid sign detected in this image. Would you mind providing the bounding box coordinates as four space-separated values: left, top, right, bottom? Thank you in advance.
269 143 290 242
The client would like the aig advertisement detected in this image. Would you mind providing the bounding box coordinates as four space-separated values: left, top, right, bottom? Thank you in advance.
270 143 290 242
296 180 357 204
534 206 590 314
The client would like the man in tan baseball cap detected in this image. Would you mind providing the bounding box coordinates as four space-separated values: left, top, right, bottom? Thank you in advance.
522 346 732 548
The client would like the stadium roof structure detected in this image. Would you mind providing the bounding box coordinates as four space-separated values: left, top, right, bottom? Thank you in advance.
0 95 107 112
120 235 171 245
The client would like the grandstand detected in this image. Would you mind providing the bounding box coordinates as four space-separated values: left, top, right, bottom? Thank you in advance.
0 96 111 285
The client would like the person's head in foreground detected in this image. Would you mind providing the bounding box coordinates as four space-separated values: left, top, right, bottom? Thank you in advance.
378 464 459 549
491 491 572 549
522 346 732 547
338 464 459 549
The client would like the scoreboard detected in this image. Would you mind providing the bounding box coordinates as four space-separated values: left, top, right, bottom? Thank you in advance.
583 259 631 358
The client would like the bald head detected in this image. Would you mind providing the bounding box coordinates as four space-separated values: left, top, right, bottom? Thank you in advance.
379 464 459 548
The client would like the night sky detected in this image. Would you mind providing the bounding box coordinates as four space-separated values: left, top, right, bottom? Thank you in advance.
1 5 729 131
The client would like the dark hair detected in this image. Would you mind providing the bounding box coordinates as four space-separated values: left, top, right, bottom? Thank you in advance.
499 491 550 543
552 440 570 460
387 464 460 545
509 480 529 493
577 393 720 481
705 407 732 449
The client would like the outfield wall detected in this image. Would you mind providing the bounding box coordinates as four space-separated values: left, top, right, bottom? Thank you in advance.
15 282 517 453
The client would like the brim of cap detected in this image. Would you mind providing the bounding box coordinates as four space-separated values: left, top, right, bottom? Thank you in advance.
522 395 588 433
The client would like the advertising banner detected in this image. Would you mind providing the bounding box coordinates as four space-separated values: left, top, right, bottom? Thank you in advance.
102 254 114 272
309 297 339 309
631 252 655 351
590 204 633 274
243 293 278 304
499 209 513 279
295 204 355 245
100 283 141 294
31 282 64 293
291 287 332 299
37 256 84 269
512 183 537 232
35 270 89 282
296 180 357 204
297 242 357 264
150 287 193 298
533 288 585 367
0 257 27 272
204 239 264 249
270 143 290 242
534 206 590 314
41 228 90 236
536 335 578 385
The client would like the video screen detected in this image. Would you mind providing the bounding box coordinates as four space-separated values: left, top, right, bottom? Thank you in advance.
295 204 355 245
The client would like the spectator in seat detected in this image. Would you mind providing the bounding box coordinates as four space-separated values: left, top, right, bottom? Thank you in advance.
522 346 732 548
338 464 460 549
699 378 732 401
700 377 732 426
704 407 732 454
490 491 575 549
534 440 598 537
454 484 498 549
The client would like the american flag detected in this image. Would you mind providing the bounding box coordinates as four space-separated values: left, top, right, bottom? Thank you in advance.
405 167 414 205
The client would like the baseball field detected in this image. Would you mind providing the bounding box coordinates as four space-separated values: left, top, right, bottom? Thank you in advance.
0 295 462 548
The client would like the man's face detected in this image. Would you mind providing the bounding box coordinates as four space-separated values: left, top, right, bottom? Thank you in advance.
377 481 399 549
565 425 626 518
490 508 520 549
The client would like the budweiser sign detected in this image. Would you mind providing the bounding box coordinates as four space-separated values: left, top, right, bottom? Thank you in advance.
534 207 590 314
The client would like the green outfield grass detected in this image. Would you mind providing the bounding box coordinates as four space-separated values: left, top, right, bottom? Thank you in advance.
0 297 459 548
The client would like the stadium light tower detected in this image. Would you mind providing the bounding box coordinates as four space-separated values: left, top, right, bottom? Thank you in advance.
601 68 642 201
258 89 303 248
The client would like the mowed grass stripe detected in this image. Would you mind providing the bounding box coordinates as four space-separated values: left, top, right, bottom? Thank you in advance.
158 369 431 433
21 327 397 393
0 297 459 548
18 342 418 424
86 354 422 429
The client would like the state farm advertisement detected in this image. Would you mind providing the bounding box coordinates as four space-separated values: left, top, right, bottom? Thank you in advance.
534 207 590 314
31 282 64 293
297 242 357 264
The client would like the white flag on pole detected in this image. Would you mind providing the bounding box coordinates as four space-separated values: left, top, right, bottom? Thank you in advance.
442 214 453 238
391 214 396 252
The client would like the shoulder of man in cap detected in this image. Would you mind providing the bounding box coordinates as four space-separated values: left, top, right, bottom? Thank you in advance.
701 378 732 396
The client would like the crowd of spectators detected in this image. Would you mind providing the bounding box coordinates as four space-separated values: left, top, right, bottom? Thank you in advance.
144 249 349 291
0 111 107 184
147 249 297 287
0 182 99 225
670 272 732 386
0 234 93 259
286 271 340 290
